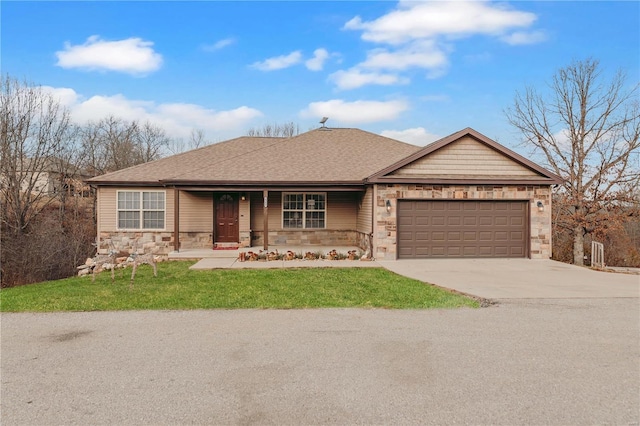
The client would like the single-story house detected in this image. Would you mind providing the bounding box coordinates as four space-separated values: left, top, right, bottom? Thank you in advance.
87 127 561 260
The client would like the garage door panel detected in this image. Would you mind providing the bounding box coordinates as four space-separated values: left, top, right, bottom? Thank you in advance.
415 232 429 241
447 246 462 256
494 231 508 241
398 231 414 241
479 246 493 256
415 216 430 225
431 247 445 256
398 200 527 259
463 246 478 256
398 216 415 226
479 231 493 241
463 216 477 225
494 246 509 256
510 231 524 241
431 231 445 241
447 231 461 241
479 216 493 226
494 216 508 226
463 203 478 211
511 217 524 226
430 217 444 226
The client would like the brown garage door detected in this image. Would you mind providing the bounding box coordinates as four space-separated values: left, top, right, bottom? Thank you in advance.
398 201 527 258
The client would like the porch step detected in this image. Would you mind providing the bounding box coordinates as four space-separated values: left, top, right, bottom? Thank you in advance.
213 243 240 250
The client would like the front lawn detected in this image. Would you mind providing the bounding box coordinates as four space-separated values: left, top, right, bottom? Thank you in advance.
0 261 478 311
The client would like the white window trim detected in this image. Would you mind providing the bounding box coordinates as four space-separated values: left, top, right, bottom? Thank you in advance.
282 192 327 229
116 190 166 231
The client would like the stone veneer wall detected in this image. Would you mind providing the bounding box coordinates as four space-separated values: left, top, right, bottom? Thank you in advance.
99 231 214 254
239 231 251 248
251 230 361 248
374 184 552 260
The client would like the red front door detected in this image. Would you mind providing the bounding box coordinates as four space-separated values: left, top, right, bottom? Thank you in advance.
215 193 239 242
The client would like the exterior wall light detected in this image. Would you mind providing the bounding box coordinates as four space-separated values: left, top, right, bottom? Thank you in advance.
241 193 246 201
536 201 544 212
386 199 392 213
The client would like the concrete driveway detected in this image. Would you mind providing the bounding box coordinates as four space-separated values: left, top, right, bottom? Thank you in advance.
377 259 640 299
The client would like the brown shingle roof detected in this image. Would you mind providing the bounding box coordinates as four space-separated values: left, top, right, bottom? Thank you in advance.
88 128 420 185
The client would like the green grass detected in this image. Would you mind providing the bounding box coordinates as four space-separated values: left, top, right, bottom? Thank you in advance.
0 261 478 312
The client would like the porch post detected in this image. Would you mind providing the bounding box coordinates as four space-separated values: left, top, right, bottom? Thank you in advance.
174 187 180 252
263 190 269 250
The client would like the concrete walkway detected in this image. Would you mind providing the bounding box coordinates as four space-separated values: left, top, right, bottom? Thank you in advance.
377 258 640 299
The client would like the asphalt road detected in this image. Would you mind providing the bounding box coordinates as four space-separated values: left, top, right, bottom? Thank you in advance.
2 300 639 425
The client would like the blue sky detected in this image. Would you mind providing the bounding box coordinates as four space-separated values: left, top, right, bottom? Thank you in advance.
3 1 639 152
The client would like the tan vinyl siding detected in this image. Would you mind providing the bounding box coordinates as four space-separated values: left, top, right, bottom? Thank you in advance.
251 191 357 231
251 191 282 231
98 187 117 232
327 192 357 229
180 191 213 232
356 186 373 234
99 187 173 231
391 136 540 179
239 197 250 233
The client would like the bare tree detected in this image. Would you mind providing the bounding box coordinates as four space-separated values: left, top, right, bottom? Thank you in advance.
506 58 640 265
138 121 171 162
246 121 300 137
80 116 170 174
0 75 75 233
167 128 208 155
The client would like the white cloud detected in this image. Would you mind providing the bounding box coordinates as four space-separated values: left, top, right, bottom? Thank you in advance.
329 69 407 90
300 99 408 124
334 1 544 89
344 1 538 45
360 41 448 71
500 30 548 45
381 127 440 145
251 50 302 71
552 128 572 149
202 37 236 51
305 48 330 71
43 86 263 139
40 86 80 107
55 35 162 74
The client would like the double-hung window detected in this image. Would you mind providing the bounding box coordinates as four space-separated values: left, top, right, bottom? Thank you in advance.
117 191 165 230
282 192 326 229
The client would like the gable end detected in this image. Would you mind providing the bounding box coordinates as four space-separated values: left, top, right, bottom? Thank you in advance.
367 128 562 185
